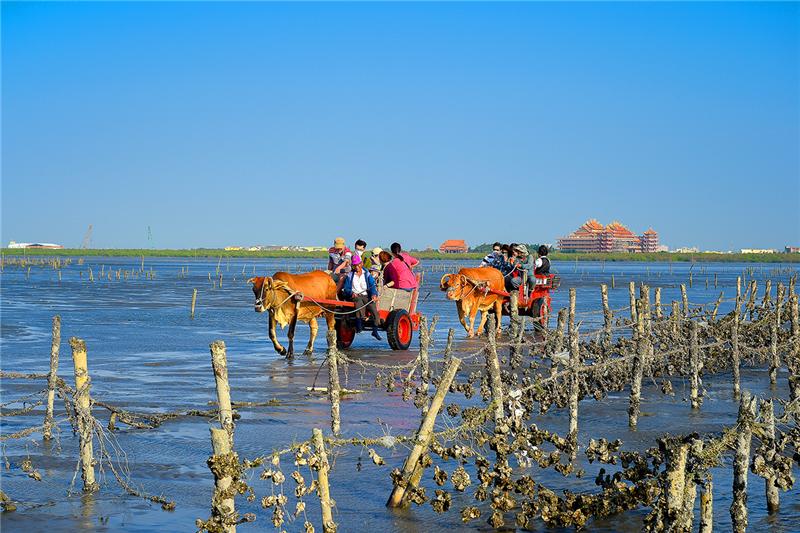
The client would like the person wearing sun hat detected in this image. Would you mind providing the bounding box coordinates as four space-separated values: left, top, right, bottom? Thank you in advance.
364 246 383 272
327 237 352 283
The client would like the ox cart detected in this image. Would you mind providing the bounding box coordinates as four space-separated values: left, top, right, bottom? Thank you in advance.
305 274 423 350
491 273 560 329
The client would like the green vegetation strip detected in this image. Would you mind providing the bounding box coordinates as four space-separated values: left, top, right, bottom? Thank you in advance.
2 248 799 263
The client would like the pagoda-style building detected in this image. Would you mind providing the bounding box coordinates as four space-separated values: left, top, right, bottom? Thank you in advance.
557 220 658 253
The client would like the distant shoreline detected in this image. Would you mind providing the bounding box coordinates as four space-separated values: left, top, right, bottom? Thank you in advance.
2 248 799 263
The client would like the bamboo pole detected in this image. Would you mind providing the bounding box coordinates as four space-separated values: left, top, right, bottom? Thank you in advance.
611 274 615 289
70 338 97 492
679 439 703 532
43 315 61 441
730 391 756 533
733 280 742 398
312 428 336 533
326 330 341 435
629 282 637 324
485 314 504 424
711 291 723 322
769 321 779 386
419 316 431 414
760 399 779 513
628 299 645 429
443 328 455 366
568 288 579 458
747 280 757 321
191 289 198 319
671 301 680 336
662 437 689 529
790 294 800 401
699 479 713 533
640 285 653 374
209 428 236 533
509 291 522 368
690 321 702 409
601 284 612 352
680 284 688 318
554 308 567 354
654 287 663 319
210 340 234 436
386 357 461 508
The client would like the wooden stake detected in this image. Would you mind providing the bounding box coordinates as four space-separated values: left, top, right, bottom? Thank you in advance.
601 284 612 352
191 288 198 319
760 399 779 513
690 320 702 409
654 287 663 319
386 357 461 508
769 321 779 386
629 299 645 429
680 284 689 318
671 301 680 336
629 282 637 324
732 281 741 398
70 338 97 492
443 328 455 366
730 391 756 533
789 294 800 401
326 330 341 435
209 428 236 533
554 308 567 354
568 288 579 458
485 314 505 424
611 274 615 289
662 437 689 528
43 315 61 441
711 291 724 322
419 316 431 413
699 479 713 533
312 428 336 533
210 340 234 436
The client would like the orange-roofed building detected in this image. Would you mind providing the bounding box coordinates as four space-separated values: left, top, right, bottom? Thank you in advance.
439 239 469 254
557 220 658 253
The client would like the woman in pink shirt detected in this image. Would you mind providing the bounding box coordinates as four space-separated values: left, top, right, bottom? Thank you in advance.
383 242 419 290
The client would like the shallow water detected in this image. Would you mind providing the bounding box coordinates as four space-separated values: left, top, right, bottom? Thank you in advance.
1 257 798 531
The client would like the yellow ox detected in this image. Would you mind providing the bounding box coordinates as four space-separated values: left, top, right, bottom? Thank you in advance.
439 267 504 337
248 271 336 356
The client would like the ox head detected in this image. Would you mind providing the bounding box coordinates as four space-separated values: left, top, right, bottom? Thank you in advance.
247 276 291 313
440 273 469 301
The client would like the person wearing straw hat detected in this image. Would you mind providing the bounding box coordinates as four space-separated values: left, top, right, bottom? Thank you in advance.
364 246 383 271
328 237 352 285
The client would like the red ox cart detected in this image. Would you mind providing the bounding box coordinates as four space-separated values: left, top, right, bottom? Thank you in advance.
304 274 423 350
495 273 560 328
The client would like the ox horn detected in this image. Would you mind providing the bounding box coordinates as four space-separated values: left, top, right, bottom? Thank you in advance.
439 273 452 290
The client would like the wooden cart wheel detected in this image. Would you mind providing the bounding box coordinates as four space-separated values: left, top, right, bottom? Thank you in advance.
386 309 413 350
336 320 356 349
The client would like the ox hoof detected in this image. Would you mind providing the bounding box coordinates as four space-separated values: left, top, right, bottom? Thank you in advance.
467 331 475 338
303 349 314 356
276 347 287 356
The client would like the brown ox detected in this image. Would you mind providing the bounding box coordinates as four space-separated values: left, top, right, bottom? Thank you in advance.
248 271 337 356
439 267 504 337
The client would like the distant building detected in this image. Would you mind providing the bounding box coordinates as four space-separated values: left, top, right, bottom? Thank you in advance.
556 220 658 253
674 247 700 253
7 241 63 249
224 246 243 251
740 248 776 254
439 239 469 254
656 245 670 253
785 246 800 254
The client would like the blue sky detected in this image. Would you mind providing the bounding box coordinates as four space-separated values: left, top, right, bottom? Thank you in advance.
2 1 798 250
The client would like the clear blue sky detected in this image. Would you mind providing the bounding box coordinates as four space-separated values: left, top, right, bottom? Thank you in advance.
2 1 798 250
